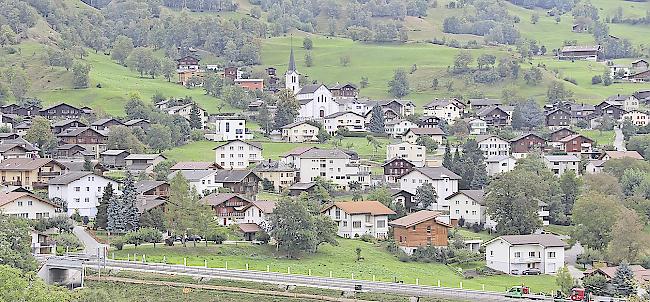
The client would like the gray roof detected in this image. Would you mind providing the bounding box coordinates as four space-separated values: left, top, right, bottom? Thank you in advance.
485 155 512 162
324 111 364 119
213 140 263 150
52 119 84 127
289 182 316 190
200 193 249 206
58 127 108 137
496 234 566 248
280 120 315 129
561 45 600 52
408 167 461 180
469 98 502 106
91 118 122 126
125 154 165 160
288 47 296 72
124 119 150 126
135 180 167 194
544 155 580 162
445 190 485 205
213 170 257 183
424 99 464 109
101 150 129 156
406 127 445 136
253 160 296 172
169 170 215 181
297 84 323 94
48 171 94 185
300 148 350 159
475 135 505 143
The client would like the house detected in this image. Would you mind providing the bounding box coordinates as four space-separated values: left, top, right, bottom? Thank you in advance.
585 159 605 174
329 83 358 99
417 116 441 129
634 89 650 103
170 162 221 171
298 149 370 190
321 201 395 239
135 180 170 198
609 64 630 78
583 265 650 285
364 107 399 124
402 127 445 144
571 23 589 32
391 189 415 210
598 104 627 121
476 135 510 157
169 170 220 195
476 105 512 127
544 155 581 176
177 55 200 70
53 144 91 160
253 160 297 193
200 193 252 226
485 155 517 176
39 103 86 120
48 171 118 218
382 157 416 184
447 190 488 227
1 103 40 116
422 99 465 124
166 103 208 129
559 45 600 61
52 120 87 135
510 134 547 158
364 100 416 118
288 182 317 196
632 59 650 70
57 127 109 158
30 228 57 254
100 150 130 169
605 94 639 111
399 167 461 211
629 70 650 83
240 200 277 240
390 210 452 254
0 158 67 190
545 108 571 129
213 169 260 196
549 128 577 142
557 134 594 153
386 142 426 167
624 110 650 126
485 234 566 275
234 79 264 91
0 192 59 219
323 111 366 135
467 118 487 135
177 55 205 86
335 99 368 116
213 140 263 169
279 146 318 169
0 141 39 161
468 98 502 111
212 116 252 141
384 119 418 138
91 118 123 131
123 119 151 130
281 121 319 142
124 154 166 173
223 66 240 80
600 150 644 161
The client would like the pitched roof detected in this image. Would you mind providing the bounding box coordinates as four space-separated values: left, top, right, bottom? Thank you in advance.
288 47 296 72
424 99 464 108
238 223 261 233
297 84 323 94
321 201 396 216
283 146 318 157
39 103 81 112
477 105 511 117
469 98 502 107
509 133 546 143
389 210 451 228
247 200 277 214
300 148 350 159
545 108 571 116
253 160 296 172
124 119 150 126
445 190 485 205
125 154 165 160
405 127 445 136
213 170 257 183
280 120 316 129
0 158 64 171
212 140 263 150
588 265 650 282
561 45 600 52
91 118 123 126
323 111 364 119
485 155 513 163
101 150 129 156
475 135 506 143
170 162 221 170
329 82 358 90
200 193 249 206
558 134 594 143
544 155 581 162
490 234 566 247
169 170 216 181
134 180 167 194
48 171 95 185
289 182 317 190
407 166 461 180
602 151 644 160
57 127 108 138
52 119 85 127
0 192 57 208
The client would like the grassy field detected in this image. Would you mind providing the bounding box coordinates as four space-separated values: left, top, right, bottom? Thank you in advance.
577 129 616 146
111 239 557 293
543 225 575 236
453 228 495 242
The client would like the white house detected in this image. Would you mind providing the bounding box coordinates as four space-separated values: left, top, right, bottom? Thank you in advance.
384 119 418 138
321 201 395 239
447 190 489 227
323 111 366 134
336 99 368 116
544 155 580 176
467 118 487 135
402 127 445 144
213 140 263 169
166 103 208 129
48 172 118 218
485 155 517 177
585 159 605 174
297 84 339 120
241 200 277 231
0 192 59 219
399 167 461 211
485 234 566 275
280 121 319 142
423 99 465 124
169 170 220 195
298 148 370 190
279 146 318 170
211 116 252 141
476 135 510 157
386 142 426 167
125 154 166 173
623 110 650 127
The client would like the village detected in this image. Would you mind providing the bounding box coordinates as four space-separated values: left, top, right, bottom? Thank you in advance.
0 38 649 302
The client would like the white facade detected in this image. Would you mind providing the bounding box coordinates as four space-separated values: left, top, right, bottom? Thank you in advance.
423 101 464 124
172 170 221 195
386 142 426 167
286 70 300 94
297 85 339 120
48 174 118 218
323 112 366 134
281 122 319 142
485 235 565 275
485 155 517 177
544 155 580 176
399 167 460 211
212 118 251 141
468 118 487 135
0 194 58 219
322 203 392 239
477 135 511 157
167 104 207 129
624 110 650 127
298 149 370 190
385 120 418 137
214 140 263 169
337 99 368 116
448 193 484 225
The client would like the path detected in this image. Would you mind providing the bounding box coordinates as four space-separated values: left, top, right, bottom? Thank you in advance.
72 225 108 258
614 127 626 151
564 241 585 279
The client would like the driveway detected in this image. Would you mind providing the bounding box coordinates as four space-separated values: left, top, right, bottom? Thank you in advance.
564 241 585 279
614 127 626 151
72 225 108 258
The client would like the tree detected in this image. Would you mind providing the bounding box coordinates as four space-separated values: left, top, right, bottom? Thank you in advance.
0 25 16 46
164 173 210 246
360 77 369 88
127 47 159 78
602 69 612 86
443 141 453 169
559 171 581 216
95 183 114 230
339 55 351 66
583 274 609 296
547 81 574 102
531 12 540 24
612 262 636 297
83 158 93 172
258 104 274 135
0 265 72 301
4 68 29 100
24 117 56 156
572 191 621 250
388 69 409 98
477 54 496 70
0 214 37 271
189 103 202 129
304 52 313 67
368 105 385 134
269 198 315 258
303 37 313 50
555 266 574 295
107 125 145 153
523 67 543 85
111 35 134 65
146 124 172 152
416 136 438 153
414 182 437 210
621 169 645 196
161 58 177 82
121 172 140 232
607 208 649 264
153 159 177 181
311 214 338 252
274 89 300 129
511 99 543 130
72 61 91 88
453 51 473 72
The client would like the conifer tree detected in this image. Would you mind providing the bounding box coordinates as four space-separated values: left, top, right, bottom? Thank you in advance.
95 183 114 230
189 103 202 129
122 172 140 232
443 141 453 169
612 262 636 297
368 106 385 133
106 195 124 234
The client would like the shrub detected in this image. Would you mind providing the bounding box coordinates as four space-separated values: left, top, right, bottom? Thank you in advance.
255 231 270 244
360 234 376 243
591 75 602 84
112 237 125 250
53 233 82 250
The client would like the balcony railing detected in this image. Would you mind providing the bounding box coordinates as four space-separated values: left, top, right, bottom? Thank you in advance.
39 171 62 177
512 256 542 263
217 212 244 218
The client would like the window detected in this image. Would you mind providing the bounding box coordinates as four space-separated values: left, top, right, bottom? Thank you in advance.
353 221 361 228
548 251 556 259
74 187 80 192
335 208 340 220
27 200 33 206
377 220 385 228
343 221 347 227
17 201 23 206
365 215 372 223
74 198 80 203
514 252 520 257
84 198 90 203
426 226 431 234
529 251 536 257
86 187 90 192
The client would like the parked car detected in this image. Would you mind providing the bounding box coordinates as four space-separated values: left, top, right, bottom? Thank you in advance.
510 269 520 275
522 268 541 275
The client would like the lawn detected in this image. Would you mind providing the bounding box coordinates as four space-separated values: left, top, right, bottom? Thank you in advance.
577 129 616 146
543 225 574 236
111 239 557 293
453 228 496 242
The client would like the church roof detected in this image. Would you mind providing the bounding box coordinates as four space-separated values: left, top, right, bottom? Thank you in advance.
288 47 296 72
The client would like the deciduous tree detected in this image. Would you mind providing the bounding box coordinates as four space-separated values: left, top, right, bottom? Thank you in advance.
572 191 621 250
388 69 409 97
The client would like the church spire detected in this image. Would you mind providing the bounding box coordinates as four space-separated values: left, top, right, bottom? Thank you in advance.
288 36 296 72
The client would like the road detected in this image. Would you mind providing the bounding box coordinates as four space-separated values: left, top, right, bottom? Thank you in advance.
614 127 626 151
564 242 585 279
72 226 108 258
78 258 546 302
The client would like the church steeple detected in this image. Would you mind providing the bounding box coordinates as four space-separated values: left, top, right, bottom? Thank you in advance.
288 46 297 72
285 39 300 94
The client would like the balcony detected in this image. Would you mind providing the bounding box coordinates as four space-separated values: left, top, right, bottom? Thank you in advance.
217 212 244 218
512 256 542 263
39 171 62 177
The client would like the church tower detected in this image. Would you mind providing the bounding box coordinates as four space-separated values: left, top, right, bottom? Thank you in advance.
285 46 300 94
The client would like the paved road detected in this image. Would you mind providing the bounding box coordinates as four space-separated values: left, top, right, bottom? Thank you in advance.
614 127 626 151
72 226 108 258
564 242 585 279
